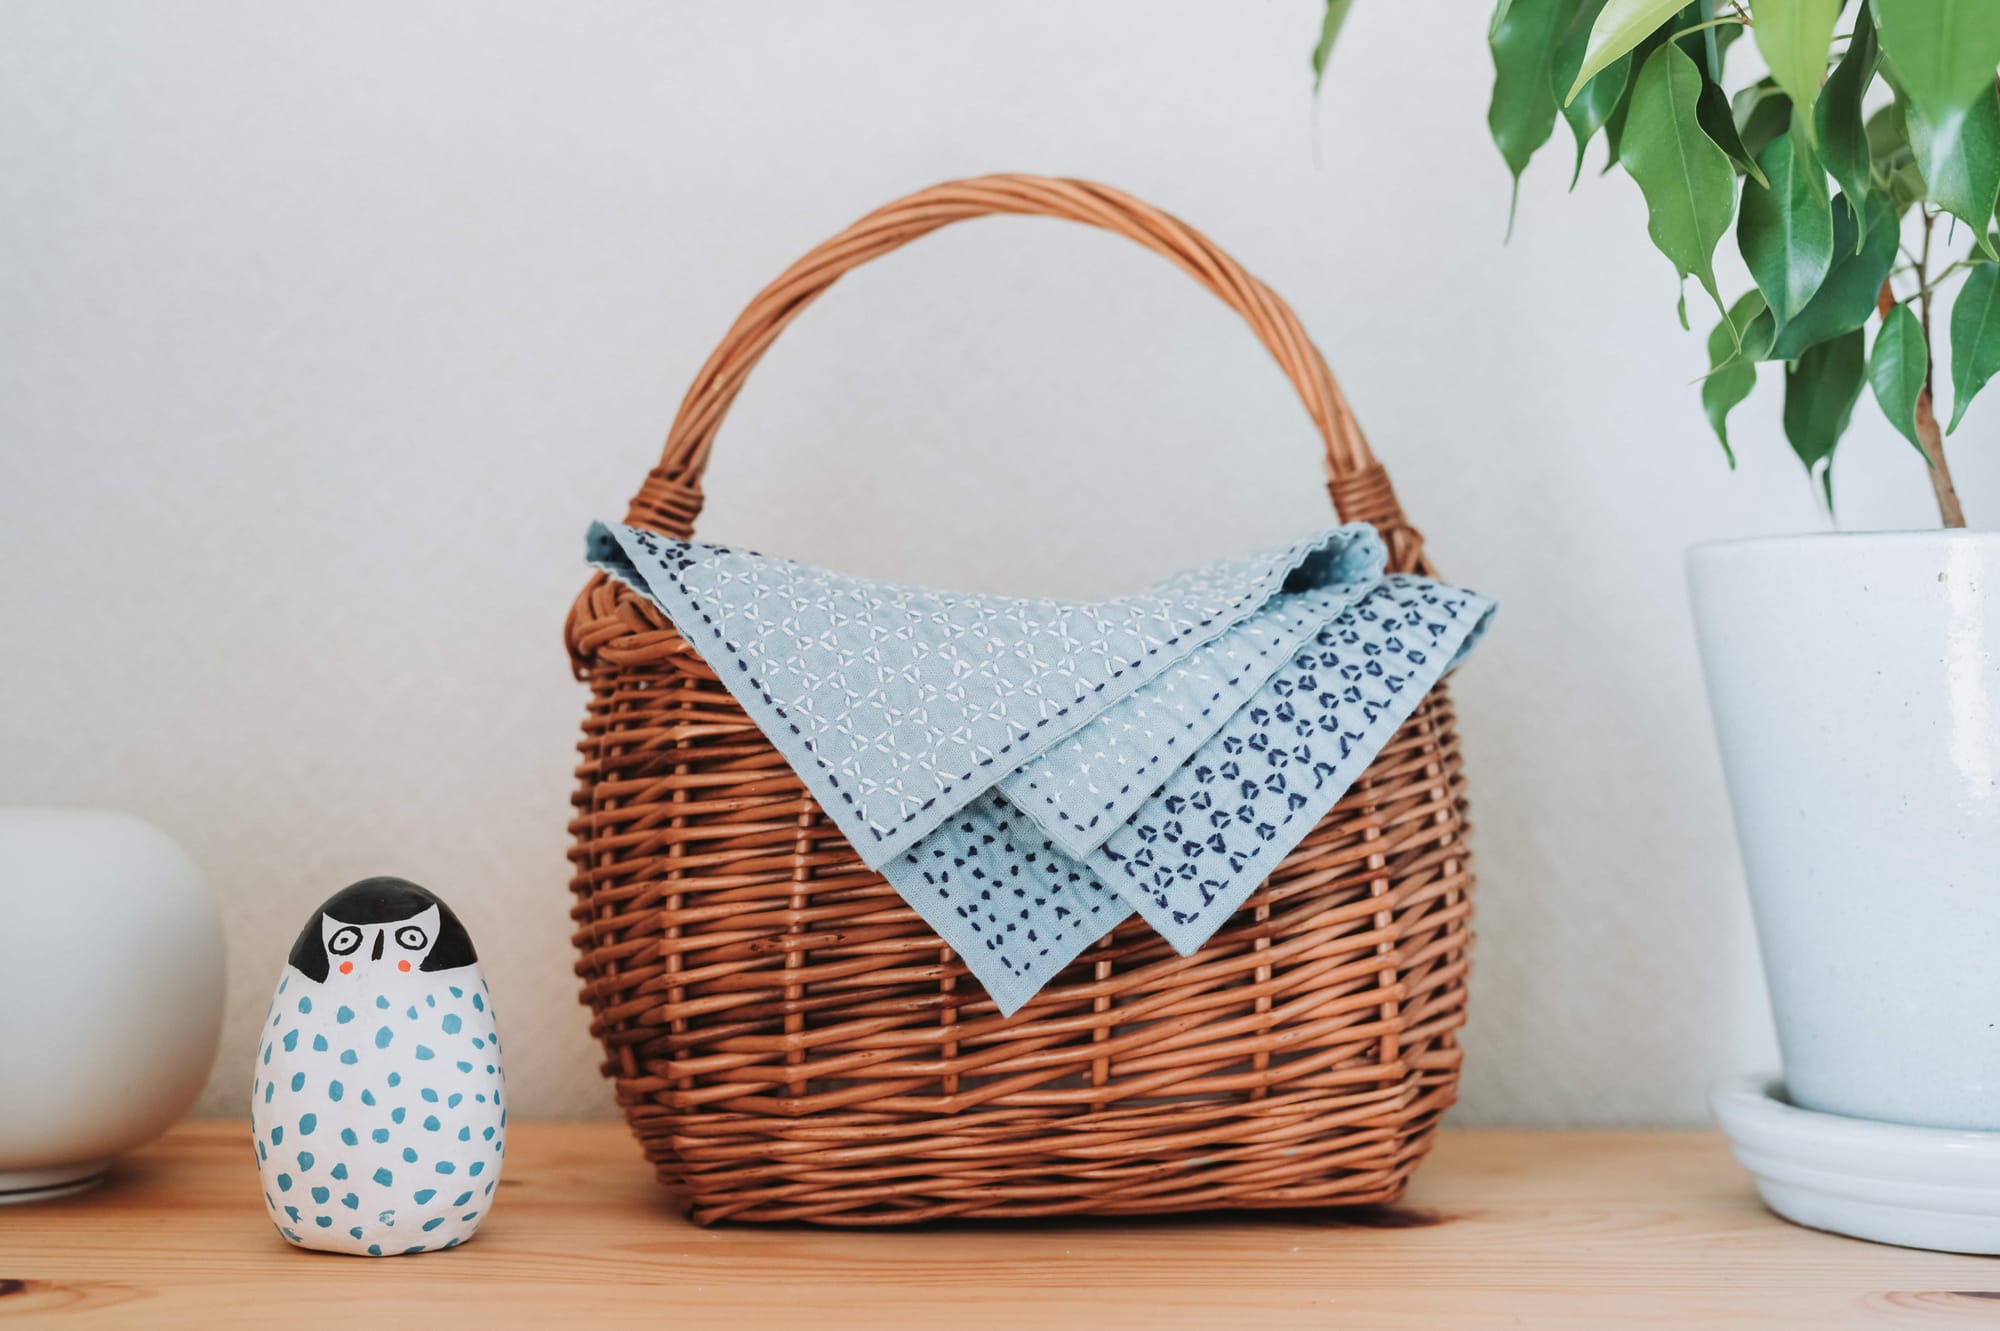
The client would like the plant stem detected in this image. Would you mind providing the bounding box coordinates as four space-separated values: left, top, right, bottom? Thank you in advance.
1912 210 1968 528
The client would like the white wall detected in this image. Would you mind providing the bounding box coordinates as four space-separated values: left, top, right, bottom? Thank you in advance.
5 1 1991 1126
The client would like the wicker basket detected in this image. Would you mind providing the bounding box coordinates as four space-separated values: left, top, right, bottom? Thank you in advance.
564 174 1474 1226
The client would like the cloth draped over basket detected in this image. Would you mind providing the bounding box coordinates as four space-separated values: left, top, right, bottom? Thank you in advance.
587 519 1494 1014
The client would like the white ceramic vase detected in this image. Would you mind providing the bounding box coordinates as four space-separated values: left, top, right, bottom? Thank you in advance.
1688 532 2000 1131
0 809 227 1200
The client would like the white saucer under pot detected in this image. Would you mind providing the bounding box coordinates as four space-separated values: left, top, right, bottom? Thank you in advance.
1713 1077 2000 1255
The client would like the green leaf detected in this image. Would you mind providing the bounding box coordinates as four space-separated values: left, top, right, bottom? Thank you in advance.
1621 43 1739 318
1767 192 1899 360
1490 0 1572 227
1949 260 2000 432
1865 100 1927 213
1873 0 2000 131
1751 0 1844 142
1738 119 1835 325
1555 0 1636 187
1567 0 1686 101
1704 289 1773 461
1814 5 1879 248
1869 301 1930 456
1698 76 1771 186
1904 80 2000 260
1311 0 1355 93
1783 326 1867 505
1735 82 1794 163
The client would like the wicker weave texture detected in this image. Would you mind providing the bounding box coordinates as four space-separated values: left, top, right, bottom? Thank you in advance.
564 175 1475 1225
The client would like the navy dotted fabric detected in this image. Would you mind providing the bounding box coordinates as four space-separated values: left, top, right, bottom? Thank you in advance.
588 522 1493 1015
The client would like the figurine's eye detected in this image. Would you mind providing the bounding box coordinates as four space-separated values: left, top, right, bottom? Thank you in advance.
395 925 428 950
328 926 363 956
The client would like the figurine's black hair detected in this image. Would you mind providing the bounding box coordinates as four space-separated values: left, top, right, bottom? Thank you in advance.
287 876 477 982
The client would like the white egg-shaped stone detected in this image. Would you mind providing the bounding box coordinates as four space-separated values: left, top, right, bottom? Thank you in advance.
251 877 505 1256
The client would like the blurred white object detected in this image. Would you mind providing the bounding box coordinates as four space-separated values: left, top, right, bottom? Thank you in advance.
0 808 225 1201
1714 1077 2000 1254
1689 532 2000 1132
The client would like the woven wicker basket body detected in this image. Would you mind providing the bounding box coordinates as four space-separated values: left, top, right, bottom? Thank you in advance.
564 175 1474 1226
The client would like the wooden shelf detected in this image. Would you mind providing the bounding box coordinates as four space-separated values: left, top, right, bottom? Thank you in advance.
1 1121 1993 1328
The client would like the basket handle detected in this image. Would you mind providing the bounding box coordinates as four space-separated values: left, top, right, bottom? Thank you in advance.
626 173 1427 571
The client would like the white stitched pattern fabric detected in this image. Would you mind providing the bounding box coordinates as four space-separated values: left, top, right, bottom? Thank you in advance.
586 521 1493 1014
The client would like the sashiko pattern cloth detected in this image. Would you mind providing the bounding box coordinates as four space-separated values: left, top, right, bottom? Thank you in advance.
588 521 1494 1014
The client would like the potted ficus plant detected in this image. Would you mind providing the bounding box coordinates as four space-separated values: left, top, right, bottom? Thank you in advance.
1318 0 2000 1166
1473 0 2000 1152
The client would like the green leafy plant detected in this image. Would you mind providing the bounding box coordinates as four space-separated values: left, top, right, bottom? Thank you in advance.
1319 1 2000 526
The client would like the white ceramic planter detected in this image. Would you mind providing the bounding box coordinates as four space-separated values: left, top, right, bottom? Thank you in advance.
0 809 226 1200
1688 532 2000 1131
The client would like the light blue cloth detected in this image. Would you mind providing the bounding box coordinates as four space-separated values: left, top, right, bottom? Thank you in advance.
588 522 1493 1015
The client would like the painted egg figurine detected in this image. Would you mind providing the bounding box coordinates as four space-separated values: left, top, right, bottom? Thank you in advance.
251 877 505 1255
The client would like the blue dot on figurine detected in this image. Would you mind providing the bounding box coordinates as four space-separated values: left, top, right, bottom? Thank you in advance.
469 1161 484 1177
340 1049 358 1066
336 1005 354 1024
449 986 463 998
298 995 312 1014
374 1026 393 1049
425 994 436 1008
372 1167 393 1187
422 1218 444 1232
423 1115 440 1132
279 977 289 994
349 1226 364 1239
443 1238 461 1250
264 1083 274 1105
387 1072 401 1087
329 1080 344 1103
457 1127 470 1141
414 1188 437 1204
261 1043 272 1066
331 1163 348 1180
290 1072 305 1092
315 1215 332 1228
472 1038 484 1050
460 1211 478 1223
435 1161 456 1175
271 1125 284 1145
406 1005 418 1020
359 1088 374 1105
402 1147 417 1163
447 1093 462 1109
257 1141 267 1160
342 1193 358 1210
391 1107 406 1124
367 1244 382 1256
404 1245 426 1255
421 1088 438 1103
310 1186 329 1204
372 1128 390 1143
452 1191 472 1206
473 993 484 1012
298 1113 317 1136
297 1151 314 1171
442 1014 461 1035
482 1127 494 1141
455 1061 473 1073
414 1045 435 1061
282 1030 298 1052
277 1173 293 1192
312 1034 328 1052
376 995 390 1010
284 1205 301 1222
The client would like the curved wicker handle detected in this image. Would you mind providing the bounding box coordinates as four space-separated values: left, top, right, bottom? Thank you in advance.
627 173 1426 570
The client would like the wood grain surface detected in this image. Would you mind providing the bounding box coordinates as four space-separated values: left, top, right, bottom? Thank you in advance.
2 1122 1996 1329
